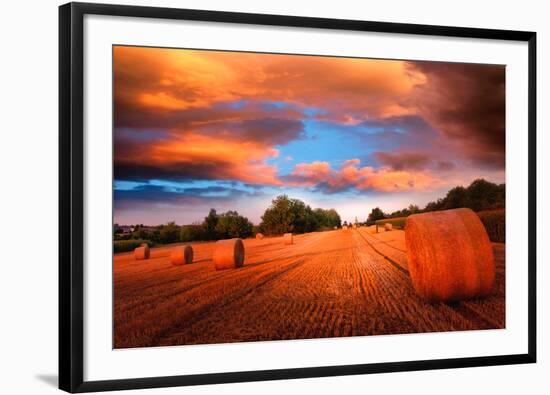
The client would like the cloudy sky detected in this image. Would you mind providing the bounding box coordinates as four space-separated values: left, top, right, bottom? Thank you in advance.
113 46 505 225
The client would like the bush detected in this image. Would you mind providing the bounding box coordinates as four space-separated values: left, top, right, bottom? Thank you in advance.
113 239 152 253
477 209 505 243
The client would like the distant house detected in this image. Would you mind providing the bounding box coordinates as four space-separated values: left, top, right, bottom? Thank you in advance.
119 225 134 234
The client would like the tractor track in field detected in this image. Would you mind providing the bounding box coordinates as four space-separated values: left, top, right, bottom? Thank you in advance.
354 229 497 330
355 229 408 275
366 231 407 253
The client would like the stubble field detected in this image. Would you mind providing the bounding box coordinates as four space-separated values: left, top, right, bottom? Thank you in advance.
114 228 505 348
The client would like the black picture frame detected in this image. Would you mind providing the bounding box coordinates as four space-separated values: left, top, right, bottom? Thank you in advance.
59 2 537 393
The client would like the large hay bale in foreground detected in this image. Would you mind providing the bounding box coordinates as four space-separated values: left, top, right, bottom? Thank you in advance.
134 245 150 260
256 233 264 240
384 223 393 231
405 208 495 302
283 233 293 245
213 238 245 270
170 245 193 265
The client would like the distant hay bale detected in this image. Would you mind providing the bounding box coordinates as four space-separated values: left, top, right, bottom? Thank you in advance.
405 208 495 302
283 233 293 245
352 224 357 229
256 233 264 240
333 226 338 230
213 238 245 270
134 245 150 260
384 223 393 231
170 245 193 265
342 225 348 231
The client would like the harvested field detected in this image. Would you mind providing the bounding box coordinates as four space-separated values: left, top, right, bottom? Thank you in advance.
114 229 505 348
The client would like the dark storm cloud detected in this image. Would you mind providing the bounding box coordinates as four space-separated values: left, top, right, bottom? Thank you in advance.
197 118 305 146
372 151 431 171
407 61 505 168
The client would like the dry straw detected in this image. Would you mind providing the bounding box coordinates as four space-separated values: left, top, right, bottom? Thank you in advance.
405 208 495 302
256 233 264 240
134 245 150 260
384 223 393 231
283 233 293 245
170 245 193 265
213 238 245 270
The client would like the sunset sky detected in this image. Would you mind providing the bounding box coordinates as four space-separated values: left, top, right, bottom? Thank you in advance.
113 46 505 225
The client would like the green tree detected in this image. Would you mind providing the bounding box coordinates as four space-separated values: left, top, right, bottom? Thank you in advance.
466 178 504 211
180 223 206 242
424 198 444 212
290 200 318 233
367 207 385 224
259 195 296 235
215 211 254 239
159 221 180 244
443 186 471 210
313 208 341 229
259 195 327 235
326 208 342 228
203 208 219 240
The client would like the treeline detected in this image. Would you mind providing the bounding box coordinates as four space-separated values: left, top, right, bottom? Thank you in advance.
114 195 342 246
115 209 255 245
367 178 505 224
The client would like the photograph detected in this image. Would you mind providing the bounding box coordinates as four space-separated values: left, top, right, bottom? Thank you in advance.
112 45 506 349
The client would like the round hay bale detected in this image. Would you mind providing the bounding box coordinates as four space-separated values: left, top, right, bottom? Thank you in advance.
256 233 264 240
342 225 348 231
384 223 393 231
405 208 495 302
283 233 293 245
352 224 357 229
134 245 150 260
170 245 193 265
213 238 245 270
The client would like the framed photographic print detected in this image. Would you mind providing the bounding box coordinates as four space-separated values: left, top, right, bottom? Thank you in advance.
59 2 537 393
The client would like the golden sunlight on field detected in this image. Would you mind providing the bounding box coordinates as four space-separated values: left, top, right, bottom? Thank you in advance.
114 227 504 348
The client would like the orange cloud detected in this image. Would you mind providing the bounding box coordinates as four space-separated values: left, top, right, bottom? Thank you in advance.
288 159 441 193
114 46 425 124
115 131 282 185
